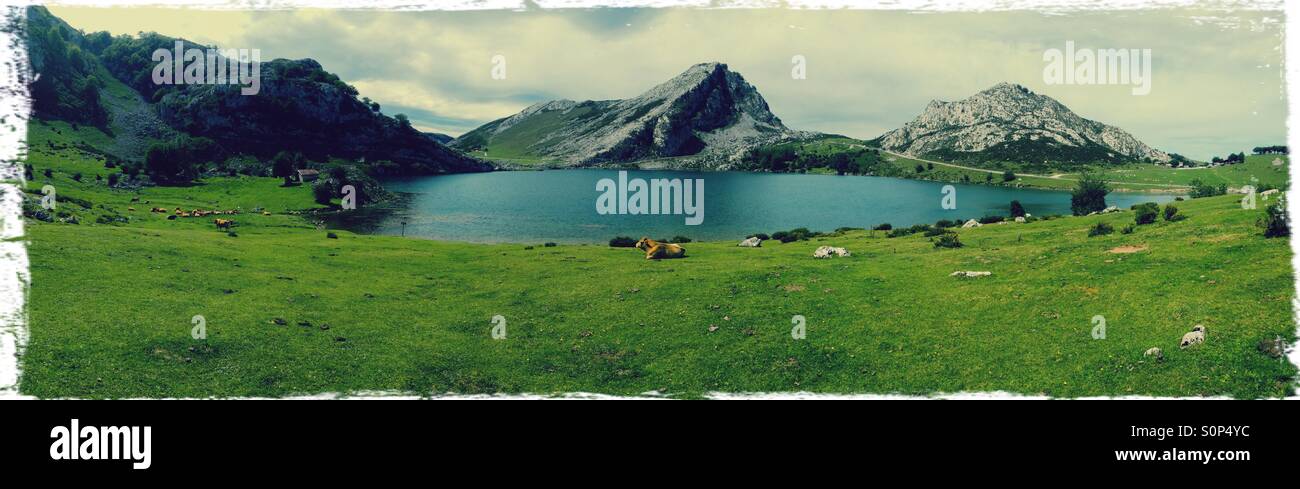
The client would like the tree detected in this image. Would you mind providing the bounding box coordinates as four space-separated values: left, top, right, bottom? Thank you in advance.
1134 202 1159 225
1071 173 1109 216
312 180 333 205
1260 201 1290 238
1002 170 1017 182
144 136 216 185
272 151 304 180
1009 200 1026 218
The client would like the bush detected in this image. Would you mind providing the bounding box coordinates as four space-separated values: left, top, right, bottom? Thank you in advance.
772 228 819 243
1002 170 1017 182
923 227 949 237
43 168 52 179
106 173 120 187
1134 202 1159 225
1009 200 1026 218
933 232 963 248
144 135 218 185
935 219 958 228
312 180 333 205
1088 222 1114 237
669 236 692 243
872 223 892 231
72 172 83 182
1162 204 1184 222
1188 179 1227 198
326 232 339 239
1260 201 1290 238
1071 173 1109 216
609 236 637 247
978 215 1005 224
544 242 557 247
1120 224 1135 234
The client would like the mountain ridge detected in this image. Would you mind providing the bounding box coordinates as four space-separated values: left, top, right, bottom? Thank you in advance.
875 82 1170 166
451 62 809 168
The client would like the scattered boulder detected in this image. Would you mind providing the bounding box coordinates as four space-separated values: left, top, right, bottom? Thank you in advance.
1143 347 1164 362
1179 325 1206 349
813 246 850 258
961 219 982 228
950 271 991 278
738 236 763 247
1014 216 1026 223
1102 206 1120 214
1257 335 1286 358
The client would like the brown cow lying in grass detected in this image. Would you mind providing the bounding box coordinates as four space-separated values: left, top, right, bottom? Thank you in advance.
635 237 686 260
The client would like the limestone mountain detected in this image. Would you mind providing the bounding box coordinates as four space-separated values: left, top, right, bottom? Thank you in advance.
451 62 804 168
875 82 1169 166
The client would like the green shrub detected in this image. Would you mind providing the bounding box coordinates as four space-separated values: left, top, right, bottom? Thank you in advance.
1071 173 1109 216
1260 202 1290 238
1162 204 1184 222
1009 200 1026 218
312 180 333 205
544 242 558 247
1134 202 1159 225
609 236 637 247
978 215 1005 224
1120 224 1135 234
669 236 692 243
772 228 820 243
1088 222 1114 237
872 223 892 231
933 232 963 248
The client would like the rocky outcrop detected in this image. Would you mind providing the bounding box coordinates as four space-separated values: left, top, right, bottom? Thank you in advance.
877 82 1169 165
451 62 803 168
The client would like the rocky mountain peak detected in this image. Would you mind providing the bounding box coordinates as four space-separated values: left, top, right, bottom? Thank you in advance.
877 82 1169 165
451 62 796 167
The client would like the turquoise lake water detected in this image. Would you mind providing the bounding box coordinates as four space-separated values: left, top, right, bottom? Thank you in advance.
330 169 1177 243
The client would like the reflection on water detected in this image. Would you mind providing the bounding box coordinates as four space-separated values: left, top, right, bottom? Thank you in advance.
326 170 1179 244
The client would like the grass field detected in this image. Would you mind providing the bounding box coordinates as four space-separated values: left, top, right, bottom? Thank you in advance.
17 122 1297 398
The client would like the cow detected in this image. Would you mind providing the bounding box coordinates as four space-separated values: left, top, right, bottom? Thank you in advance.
634 237 686 260
214 219 235 230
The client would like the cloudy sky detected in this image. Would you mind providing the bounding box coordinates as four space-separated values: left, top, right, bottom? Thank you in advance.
50 6 1285 160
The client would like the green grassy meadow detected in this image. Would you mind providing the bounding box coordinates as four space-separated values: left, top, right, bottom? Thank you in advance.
17 122 1298 398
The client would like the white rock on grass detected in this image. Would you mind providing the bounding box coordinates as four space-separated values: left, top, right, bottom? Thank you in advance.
962 219 982 228
813 246 850 259
950 271 991 278
1180 325 1207 349
1143 347 1164 362
738 236 762 247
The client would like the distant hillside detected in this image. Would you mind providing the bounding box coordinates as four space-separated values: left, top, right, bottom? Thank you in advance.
451 62 808 169
875 82 1170 167
24 6 490 176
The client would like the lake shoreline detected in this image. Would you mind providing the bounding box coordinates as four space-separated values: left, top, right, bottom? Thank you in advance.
484 160 1192 194
324 169 1181 244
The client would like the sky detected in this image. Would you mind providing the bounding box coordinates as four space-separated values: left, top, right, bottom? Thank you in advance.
48 6 1286 160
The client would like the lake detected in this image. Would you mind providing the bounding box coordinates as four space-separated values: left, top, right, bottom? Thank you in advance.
328 170 1177 243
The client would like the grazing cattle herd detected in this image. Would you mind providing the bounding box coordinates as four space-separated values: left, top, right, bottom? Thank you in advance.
147 207 242 230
